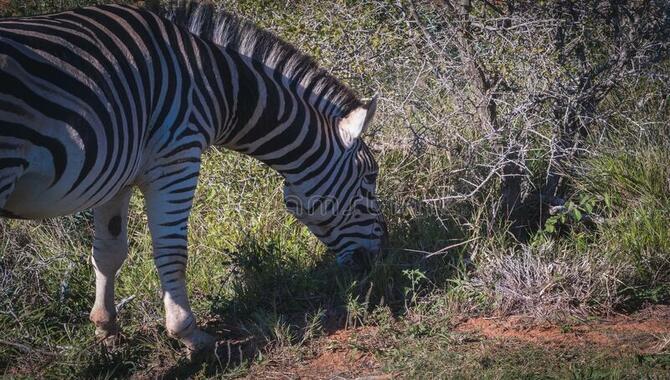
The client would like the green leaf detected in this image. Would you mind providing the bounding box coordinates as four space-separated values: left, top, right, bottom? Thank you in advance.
604 193 612 209
584 202 594 214
544 218 557 233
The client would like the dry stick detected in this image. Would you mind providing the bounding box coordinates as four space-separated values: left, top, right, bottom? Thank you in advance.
403 237 478 257
0 339 35 354
115 294 136 313
425 237 479 258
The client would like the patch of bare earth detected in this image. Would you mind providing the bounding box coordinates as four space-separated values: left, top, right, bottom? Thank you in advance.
454 305 670 354
236 306 670 378
246 328 392 380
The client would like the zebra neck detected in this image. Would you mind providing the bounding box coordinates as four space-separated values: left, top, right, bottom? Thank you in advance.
208 51 343 186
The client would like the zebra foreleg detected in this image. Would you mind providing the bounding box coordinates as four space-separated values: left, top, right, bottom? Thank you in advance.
89 188 132 339
142 168 215 353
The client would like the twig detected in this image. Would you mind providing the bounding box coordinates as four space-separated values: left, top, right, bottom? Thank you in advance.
115 294 136 313
425 237 479 258
0 339 33 354
0 339 58 356
403 237 478 258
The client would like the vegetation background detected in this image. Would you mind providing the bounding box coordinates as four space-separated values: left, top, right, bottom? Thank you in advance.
1 0 669 378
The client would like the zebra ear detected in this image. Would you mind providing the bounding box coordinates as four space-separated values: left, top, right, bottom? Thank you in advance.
339 97 377 148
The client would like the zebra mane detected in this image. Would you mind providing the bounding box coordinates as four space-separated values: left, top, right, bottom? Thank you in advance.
154 1 363 117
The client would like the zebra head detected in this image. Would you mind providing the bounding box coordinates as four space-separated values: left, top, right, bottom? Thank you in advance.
284 98 387 271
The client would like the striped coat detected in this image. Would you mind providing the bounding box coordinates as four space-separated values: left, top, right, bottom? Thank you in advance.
0 2 385 351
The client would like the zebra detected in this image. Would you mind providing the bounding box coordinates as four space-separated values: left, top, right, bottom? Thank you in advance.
0 2 386 352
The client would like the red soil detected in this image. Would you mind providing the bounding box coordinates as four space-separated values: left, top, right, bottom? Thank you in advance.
250 306 670 378
249 328 391 380
454 305 670 354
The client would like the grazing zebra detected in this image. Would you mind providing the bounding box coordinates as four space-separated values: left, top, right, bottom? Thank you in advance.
0 2 386 351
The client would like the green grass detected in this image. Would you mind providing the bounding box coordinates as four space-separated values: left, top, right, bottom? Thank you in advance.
1 0 670 378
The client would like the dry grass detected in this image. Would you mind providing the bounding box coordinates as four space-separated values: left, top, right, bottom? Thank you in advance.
470 244 625 319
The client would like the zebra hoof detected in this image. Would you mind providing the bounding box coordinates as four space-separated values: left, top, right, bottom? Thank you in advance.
184 330 217 361
94 322 120 340
96 329 124 350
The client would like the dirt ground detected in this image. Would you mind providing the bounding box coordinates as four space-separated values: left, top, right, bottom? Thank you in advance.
246 328 390 380
453 305 670 354
247 305 670 379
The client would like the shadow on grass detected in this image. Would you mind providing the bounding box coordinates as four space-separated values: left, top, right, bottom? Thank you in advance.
1 201 466 379
159 208 467 378
77 334 156 379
